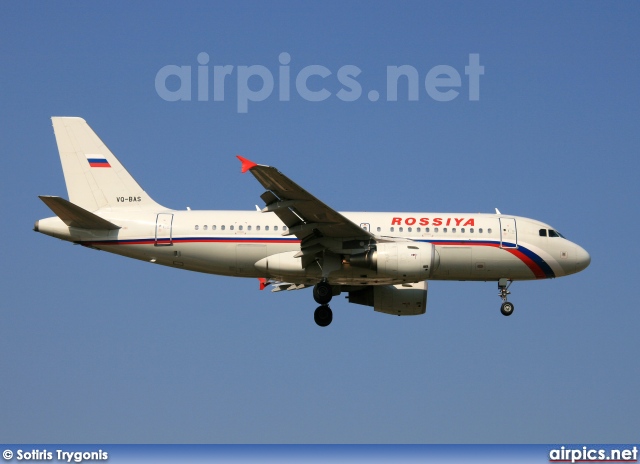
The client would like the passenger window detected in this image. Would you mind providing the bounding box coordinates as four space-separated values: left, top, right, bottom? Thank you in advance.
452 228 456 233
549 229 560 238
479 228 483 233
461 228 465 233
443 228 447 233
434 228 439 233
417 227 421 232
247 225 252 231
377 227 381 232
230 225 234 230
256 225 260 231
283 226 287 231
195 225 199 230
399 227 403 232
212 225 216 231
425 227 429 233
488 228 492 234
390 227 394 232
470 228 474 233
221 225 225 231
203 225 208 231
265 226 269 231
274 226 278 231
539 229 547 237
239 225 243 230
407 227 412 232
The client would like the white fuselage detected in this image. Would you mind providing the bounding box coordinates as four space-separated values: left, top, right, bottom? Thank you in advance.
36 209 590 285
36 117 592 322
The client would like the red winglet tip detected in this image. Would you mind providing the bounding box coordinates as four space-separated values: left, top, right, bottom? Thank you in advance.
237 155 258 173
258 278 268 291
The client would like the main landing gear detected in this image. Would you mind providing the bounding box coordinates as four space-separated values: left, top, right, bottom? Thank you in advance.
313 281 333 327
498 278 514 316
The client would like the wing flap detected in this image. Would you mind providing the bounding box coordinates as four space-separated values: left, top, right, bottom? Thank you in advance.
271 282 310 292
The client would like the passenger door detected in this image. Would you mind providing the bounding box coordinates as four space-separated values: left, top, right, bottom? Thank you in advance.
499 217 517 248
155 213 173 246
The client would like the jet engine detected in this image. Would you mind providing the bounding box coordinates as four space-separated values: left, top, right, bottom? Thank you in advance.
349 241 438 282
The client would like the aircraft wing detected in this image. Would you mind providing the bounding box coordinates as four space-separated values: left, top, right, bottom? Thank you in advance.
237 156 374 246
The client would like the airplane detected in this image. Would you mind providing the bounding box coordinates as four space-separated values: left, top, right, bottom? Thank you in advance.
35 117 591 327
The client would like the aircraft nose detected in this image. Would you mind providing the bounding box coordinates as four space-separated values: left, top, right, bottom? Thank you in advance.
574 244 591 273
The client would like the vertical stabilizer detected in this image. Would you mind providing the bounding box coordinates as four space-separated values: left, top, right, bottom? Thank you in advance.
51 117 165 212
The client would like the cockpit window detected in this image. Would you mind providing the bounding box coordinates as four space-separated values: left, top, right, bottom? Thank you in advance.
539 229 547 237
548 229 565 238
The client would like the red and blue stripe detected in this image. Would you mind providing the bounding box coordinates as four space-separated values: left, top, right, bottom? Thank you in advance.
82 236 301 247
80 236 555 279
424 239 555 279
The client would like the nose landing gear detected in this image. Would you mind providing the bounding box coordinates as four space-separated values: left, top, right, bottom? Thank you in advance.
498 278 514 316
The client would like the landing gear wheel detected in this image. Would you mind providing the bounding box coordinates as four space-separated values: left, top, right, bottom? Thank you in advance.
314 305 333 327
500 301 514 316
313 281 333 305
498 278 514 316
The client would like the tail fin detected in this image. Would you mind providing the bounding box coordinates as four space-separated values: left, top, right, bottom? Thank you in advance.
51 117 165 212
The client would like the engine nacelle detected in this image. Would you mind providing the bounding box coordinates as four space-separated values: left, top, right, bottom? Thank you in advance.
255 250 309 275
350 241 438 282
348 281 428 316
254 241 439 284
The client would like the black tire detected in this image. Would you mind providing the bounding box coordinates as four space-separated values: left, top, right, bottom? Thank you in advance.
313 282 333 305
500 302 514 316
314 305 333 327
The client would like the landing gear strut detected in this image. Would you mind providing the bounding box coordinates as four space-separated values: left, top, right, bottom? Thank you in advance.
498 278 514 316
313 281 333 327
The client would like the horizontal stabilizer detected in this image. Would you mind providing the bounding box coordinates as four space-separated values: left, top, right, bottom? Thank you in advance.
39 196 120 230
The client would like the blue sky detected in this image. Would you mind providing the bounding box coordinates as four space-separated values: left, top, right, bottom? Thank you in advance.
1 1 639 443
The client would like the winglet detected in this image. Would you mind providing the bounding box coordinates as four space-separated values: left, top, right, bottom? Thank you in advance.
258 278 268 290
237 155 258 173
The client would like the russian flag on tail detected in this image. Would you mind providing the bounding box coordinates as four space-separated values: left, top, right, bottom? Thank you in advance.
86 154 111 168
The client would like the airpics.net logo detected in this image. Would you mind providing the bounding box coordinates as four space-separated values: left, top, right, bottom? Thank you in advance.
155 52 484 113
